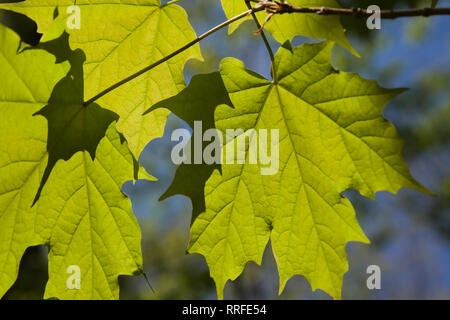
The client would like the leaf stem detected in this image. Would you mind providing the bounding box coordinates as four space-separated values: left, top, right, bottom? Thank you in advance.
160 0 182 8
245 0 277 84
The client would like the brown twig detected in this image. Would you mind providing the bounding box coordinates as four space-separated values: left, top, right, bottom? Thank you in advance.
257 1 450 19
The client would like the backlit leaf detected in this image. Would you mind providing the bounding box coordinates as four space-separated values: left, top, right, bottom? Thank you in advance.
0 24 142 300
188 41 427 299
2 0 203 157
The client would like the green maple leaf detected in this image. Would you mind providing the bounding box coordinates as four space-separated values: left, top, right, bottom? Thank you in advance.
0 25 143 299
2 0 202 158
221 0 357 56
187 41 428 299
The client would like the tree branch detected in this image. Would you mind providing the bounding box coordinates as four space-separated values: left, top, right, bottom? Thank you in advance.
256 1 450 19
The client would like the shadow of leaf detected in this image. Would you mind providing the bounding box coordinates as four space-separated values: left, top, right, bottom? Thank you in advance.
145 72 233 222
0 8 41 46
30 29 118 205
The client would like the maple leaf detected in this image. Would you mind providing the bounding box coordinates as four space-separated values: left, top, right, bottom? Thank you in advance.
221 0 358 56
0 24 142 299
2 0 203 158
186 41 428 299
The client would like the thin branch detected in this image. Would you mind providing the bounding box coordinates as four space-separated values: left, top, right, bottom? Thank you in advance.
83 2 450 106
83 9 253 106
245 0 277 84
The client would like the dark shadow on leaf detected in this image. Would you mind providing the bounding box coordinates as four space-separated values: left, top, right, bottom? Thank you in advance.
146 72 233 222
2 246 48 300
0 9 41 46
29 29 118 205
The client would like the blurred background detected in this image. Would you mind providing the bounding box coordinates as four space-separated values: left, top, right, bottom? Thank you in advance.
2 0 449 300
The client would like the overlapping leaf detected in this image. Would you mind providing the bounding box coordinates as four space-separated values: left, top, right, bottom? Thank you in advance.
145 72 233 221
186 41 427 299
0 25 142 299
2 0 203 157
221 0 357 56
